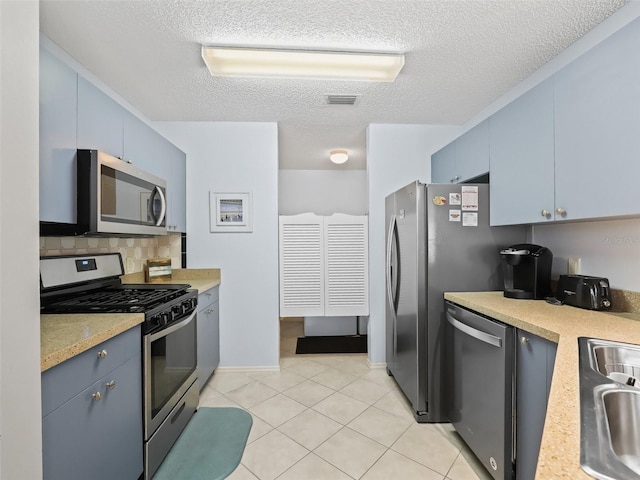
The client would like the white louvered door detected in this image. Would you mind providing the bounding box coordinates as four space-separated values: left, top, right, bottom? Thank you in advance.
279 213 369 317
324 214 369 316
279 213 324 317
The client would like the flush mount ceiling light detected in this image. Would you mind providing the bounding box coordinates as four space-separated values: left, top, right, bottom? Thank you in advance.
329 149 349 164
201 46 405 82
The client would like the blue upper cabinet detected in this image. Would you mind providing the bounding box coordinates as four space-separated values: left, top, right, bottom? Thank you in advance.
40 47 78 224
431 142 456 183
490 18 640 226
489 79 555 226
431 120 489 184
40 46 187 231
123 113 186 232
165 141 187 232
77 76 124 159
554 17 640 221
455 120 489 181
123 111 164 169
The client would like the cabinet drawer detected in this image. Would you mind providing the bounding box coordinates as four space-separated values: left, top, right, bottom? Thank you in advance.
42 325 141 416
42 353 143 480
198 286 219 311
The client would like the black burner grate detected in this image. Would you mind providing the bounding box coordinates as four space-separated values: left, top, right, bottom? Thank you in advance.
42 284 191 314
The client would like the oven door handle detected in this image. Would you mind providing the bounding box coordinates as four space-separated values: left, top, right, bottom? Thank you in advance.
149 309 196 342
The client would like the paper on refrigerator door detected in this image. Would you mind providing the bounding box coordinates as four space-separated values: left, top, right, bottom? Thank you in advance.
461 186 478 211
462 212 478 226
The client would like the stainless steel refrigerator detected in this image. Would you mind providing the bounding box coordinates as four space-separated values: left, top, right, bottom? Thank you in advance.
385 181 526 422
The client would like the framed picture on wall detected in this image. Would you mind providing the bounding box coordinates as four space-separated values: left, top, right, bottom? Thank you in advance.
209 192 253 232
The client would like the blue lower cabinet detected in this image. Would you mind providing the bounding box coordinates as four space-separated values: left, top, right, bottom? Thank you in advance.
42 328 143 480
516 330 557 480
197 286 220 391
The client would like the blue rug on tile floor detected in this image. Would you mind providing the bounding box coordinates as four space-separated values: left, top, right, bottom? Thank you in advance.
153 407 252 480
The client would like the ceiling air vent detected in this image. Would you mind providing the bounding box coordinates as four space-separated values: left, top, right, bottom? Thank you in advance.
325 94 360 106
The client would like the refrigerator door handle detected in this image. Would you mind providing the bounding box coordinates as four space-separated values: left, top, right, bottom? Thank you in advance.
386 215 399 313
386 214 399 358
446 312 502 348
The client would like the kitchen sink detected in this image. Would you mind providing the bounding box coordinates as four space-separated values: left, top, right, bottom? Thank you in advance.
590 340 640 382
579 337 640 480
603 390 640 475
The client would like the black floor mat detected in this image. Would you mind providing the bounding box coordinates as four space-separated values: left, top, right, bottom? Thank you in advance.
296 335 367 354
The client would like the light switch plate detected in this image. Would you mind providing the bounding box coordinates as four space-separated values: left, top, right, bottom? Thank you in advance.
568 257 581 275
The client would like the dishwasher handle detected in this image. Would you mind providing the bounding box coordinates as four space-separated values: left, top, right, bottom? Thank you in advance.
446 311 502 348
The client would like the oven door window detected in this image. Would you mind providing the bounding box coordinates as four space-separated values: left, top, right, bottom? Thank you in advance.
150 318 197 417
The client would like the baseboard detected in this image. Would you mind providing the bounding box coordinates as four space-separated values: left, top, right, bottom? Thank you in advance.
367 360 387 369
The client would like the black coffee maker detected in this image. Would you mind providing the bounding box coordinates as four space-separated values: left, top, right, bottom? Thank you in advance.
500 244 553 299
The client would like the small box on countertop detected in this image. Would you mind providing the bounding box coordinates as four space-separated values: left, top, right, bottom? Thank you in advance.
146 258 172 282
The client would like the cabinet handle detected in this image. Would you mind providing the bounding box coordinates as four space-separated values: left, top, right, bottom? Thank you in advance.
97 349 108 359
92 391 102 401
106 380 116 390
540 209 551 218
520 336 530 345
556 208 567 217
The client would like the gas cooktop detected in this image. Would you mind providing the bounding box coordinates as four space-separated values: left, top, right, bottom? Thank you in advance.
41 283 192 314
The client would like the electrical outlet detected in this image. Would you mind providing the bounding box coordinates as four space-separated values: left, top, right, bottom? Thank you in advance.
126 257 135 273
568 257 581 275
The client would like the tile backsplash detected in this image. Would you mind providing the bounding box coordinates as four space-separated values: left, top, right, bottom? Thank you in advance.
39 233 182 273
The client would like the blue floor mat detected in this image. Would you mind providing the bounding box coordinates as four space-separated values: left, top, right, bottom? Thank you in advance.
153 407 253 480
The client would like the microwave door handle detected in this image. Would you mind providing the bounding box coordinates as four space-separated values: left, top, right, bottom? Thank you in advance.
152 186 167 226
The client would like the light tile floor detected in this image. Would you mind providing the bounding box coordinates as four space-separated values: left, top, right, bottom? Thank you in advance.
199 318 493 480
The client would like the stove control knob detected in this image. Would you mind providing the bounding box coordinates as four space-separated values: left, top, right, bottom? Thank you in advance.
150 314 161 328
161 312 171 325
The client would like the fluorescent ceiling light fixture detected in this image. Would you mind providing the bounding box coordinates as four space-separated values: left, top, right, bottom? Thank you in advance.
201 46 405 82
329 150 349 164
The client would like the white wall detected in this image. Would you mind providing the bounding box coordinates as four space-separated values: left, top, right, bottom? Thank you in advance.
279 169 367 216
155 122 280 368
533 219 640 291
0 1 42 478
366 124 462 364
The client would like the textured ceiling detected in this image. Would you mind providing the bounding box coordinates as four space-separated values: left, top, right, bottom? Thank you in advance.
40 0 627 170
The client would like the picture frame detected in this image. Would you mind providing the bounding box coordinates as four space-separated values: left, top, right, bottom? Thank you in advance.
209 192 253 232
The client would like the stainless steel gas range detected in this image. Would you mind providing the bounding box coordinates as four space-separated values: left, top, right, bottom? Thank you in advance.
40 253 199 480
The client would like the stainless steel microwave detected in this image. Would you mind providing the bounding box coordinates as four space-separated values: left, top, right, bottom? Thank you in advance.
77 149 168 236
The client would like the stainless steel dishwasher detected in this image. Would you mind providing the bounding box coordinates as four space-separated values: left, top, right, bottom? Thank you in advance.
445 301 516 480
